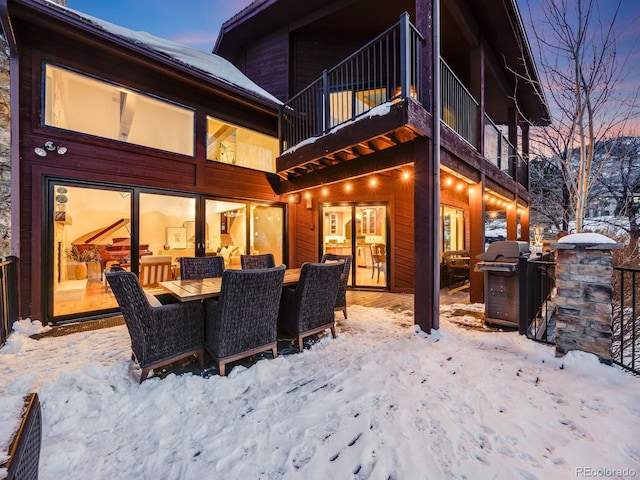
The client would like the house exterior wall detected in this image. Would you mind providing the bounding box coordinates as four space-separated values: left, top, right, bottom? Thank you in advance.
289 172 415 293
10 13 282 322
242 30 290 102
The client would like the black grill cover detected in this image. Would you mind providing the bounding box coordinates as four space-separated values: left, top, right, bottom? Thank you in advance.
476 241 530 263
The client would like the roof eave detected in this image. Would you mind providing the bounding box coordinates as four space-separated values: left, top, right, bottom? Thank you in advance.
13 0 280 114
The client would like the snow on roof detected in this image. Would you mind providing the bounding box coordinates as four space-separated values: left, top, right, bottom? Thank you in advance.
558 233 617 244
44 1 281 106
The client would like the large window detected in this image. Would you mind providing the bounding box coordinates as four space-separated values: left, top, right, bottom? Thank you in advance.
441 205 465 253
206 116 278 172
48 182 285 322
44 64 195 156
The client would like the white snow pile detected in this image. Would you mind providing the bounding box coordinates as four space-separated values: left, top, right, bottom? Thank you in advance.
1 305 639 479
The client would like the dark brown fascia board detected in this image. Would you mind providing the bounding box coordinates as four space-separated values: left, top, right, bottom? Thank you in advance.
277 99 431 172
503 0 550 124
214 0 277 54
271 141 416 195
504 0 550 126
214 0 360 57
9 0 280 116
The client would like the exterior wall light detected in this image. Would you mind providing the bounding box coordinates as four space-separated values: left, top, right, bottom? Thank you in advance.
35 141 67 156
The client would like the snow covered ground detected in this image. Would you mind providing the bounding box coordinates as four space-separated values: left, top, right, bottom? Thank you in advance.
1 303 639 479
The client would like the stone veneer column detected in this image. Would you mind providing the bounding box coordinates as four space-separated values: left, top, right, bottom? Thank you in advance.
551 233 622 362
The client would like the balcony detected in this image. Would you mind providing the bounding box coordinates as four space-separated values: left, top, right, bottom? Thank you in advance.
277 14 426 187
277 13 528 190
440 60 528 189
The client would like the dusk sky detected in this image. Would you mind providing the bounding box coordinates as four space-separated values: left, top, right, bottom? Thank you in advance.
67 0 255 52
67 0 640 55
67 0 639 129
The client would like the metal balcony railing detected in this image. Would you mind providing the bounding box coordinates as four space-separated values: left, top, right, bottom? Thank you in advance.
483 114 529 189
279 14 529 190
440 60 478 147
1 255 19 348
279 13 424 153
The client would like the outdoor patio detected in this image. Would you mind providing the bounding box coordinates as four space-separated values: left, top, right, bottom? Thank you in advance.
2 291 638 479
27 288 506 380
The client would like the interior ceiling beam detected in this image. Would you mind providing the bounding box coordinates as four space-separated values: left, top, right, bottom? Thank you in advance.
206 124 236 151
118 91 138 141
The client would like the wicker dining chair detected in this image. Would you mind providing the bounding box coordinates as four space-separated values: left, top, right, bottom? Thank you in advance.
320 253 352 319
105 271 205 383
277 262 343 352
180 256 225 279
204 265 285 376
240 253 276 270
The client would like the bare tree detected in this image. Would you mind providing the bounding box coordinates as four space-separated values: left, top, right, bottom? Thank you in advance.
519 0 640 232
589 136 640 237
529 155 567 231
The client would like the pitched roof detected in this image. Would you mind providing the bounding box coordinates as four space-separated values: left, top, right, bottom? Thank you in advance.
34 0 282 107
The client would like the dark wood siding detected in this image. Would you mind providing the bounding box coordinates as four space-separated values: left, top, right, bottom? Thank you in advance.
291 33 361 95
14 18 281 321
243 30 290 102
289 171 414 294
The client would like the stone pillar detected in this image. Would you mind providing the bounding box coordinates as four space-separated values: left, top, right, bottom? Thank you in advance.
551 233 622 363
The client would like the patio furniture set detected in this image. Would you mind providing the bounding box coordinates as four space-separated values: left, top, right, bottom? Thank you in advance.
106 253 352 381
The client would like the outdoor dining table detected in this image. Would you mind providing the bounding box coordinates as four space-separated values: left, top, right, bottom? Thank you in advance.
159 267 302 302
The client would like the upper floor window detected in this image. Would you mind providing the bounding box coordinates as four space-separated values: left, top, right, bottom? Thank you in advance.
44 64 195 156
206 116 278 173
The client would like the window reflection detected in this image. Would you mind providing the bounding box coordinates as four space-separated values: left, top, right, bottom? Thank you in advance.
206 116 278 172
206 200 247 269
45 64 195 155
441 205 465 253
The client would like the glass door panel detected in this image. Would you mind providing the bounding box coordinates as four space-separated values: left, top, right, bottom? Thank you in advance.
51 184 132 317
355 205 387 287
441 205 465 253
139 193 196 283
250 205 284 266
205 199 247 269
321 205 353 286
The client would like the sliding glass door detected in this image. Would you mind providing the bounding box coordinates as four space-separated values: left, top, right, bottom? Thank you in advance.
50 183 133 318
47 181 285 323
320 202 388 288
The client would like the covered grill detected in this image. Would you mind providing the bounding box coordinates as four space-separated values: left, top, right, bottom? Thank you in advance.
475 241 530 332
